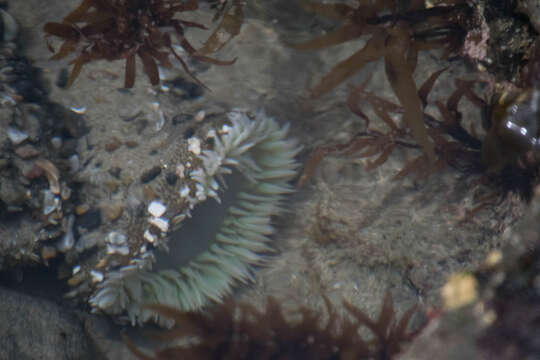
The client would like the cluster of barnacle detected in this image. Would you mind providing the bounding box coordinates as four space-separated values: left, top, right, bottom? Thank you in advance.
125 290 418 360
43 0 243 88
0 7 95 271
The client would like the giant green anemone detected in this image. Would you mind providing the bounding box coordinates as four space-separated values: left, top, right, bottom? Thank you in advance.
88 111 300 325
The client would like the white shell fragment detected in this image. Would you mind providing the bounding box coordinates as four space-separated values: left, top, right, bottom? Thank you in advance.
35 159 61 195
42 189 57 215
179 185 190 197
206 129 216 139
175 164 185 179
143 229 157 244
155 110 166 131
148 217 169 232
90 270 104 283
106 244 130 256
106 232 127 245
7 126 28 145
187 137 201 155
72 265 81 275
57 215 75 252
147 200 166 218
70 106 87 114
195 110 205 122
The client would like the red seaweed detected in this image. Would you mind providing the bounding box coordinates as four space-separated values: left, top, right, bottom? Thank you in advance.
125 291 419 360
44 0 241 88
290 0 472 158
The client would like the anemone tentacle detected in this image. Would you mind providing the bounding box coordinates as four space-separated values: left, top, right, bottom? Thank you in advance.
89 111 300 325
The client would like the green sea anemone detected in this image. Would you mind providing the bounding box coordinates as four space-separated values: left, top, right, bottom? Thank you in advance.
88 111 300 325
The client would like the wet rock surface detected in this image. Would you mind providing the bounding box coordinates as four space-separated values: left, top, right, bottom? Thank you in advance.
0 286 95 360
399 186 540 360
0 0 538 358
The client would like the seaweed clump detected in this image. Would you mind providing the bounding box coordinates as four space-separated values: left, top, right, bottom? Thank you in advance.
43 0 239 88
291 0 473 158
298 35 540 201
298 70 485 187
125 291 418 360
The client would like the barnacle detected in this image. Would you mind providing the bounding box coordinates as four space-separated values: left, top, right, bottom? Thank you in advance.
43 0 236 88
87 111 300 325
290 0 472 158
124 290 418 359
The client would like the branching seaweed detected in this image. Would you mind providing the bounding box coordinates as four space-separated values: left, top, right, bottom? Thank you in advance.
124 291 418 360
298 70 484 187
293 1 540 204
198 0 244 55
290 0 472 158
44 0 242 88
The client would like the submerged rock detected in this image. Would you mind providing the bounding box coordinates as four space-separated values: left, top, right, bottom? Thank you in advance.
0 286 96 360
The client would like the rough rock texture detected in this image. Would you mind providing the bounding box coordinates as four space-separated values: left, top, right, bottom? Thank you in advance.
1 0 538 358
399 186 540 360
397 306 483 360
479 0 537 82
83 315 140 360
0 286 95 360
518 0 540 33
